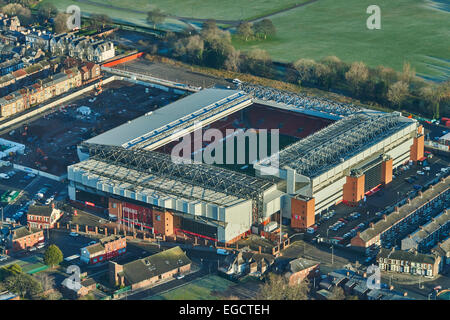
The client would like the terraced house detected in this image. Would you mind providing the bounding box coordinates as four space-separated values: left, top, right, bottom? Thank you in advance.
0 64 97 118
377 248 441 277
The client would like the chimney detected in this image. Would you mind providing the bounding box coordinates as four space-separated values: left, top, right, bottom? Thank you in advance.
403 292 408 297
363 272 367 278
390 285 394 291
414 251 418 256
418 191 423 198
383 215 387 222
394 206 399 212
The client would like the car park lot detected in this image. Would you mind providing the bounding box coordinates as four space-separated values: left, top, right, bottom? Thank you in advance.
0 169 67 224
311 154 450 245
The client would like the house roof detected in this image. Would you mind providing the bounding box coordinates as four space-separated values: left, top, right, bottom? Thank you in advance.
28 205 53 217
12 226 41 240
377 248 437 264
288 257 319 273
357 177 449 243
85 243 105 255
99 234 124 245
122 246 191 285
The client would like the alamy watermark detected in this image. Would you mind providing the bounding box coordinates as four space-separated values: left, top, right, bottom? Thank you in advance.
170 122 280 175
366 5 381 30
62 264 81 291
366 264 381 290
66 5 81 30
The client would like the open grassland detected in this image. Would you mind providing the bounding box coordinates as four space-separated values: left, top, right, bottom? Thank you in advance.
232 0 450 79
42 0 311 21
41 0 449 78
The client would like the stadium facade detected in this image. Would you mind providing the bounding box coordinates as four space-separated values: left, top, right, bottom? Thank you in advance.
68 87 424 243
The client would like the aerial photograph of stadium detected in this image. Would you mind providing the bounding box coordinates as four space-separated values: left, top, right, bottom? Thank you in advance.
0 0 448 310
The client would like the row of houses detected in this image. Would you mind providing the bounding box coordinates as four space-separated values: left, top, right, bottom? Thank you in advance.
0 14 116 63
351 176 450 251
50 33 115 63
318 269 410 300
401 209 449 252
0 62 100 118
0 59 51 94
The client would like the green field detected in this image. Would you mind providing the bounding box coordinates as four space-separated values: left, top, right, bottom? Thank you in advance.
146 275 235 300
233 0 450 79
41 0 449 78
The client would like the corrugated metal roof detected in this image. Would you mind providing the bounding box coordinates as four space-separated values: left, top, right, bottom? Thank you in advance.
86 88 244 147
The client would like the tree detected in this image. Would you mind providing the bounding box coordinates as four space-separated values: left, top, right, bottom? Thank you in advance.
0 263 22 281
35 273 55 292
147 8 166 29
242 49 272 77
293 58 316 85
53 12 70 34
89 14 112 31
328 286 346 300
44 244 63 268
1 3 33 25
420 84 445 119
37 2 57 23
253 19 276 40
401 62 415 84
345 61 369 95
387 81 409 108
257 274 310 300
5 273 42 299
224 48 240 72
237 21 253 41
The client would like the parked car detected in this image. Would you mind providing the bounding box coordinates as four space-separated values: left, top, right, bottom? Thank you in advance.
69 232 79 237
176 274 185 280
0 255 7 262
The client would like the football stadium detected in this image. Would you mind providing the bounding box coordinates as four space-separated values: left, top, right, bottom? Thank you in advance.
67 84 424 243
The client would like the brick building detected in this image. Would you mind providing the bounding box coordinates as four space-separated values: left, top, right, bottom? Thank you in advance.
80 235 126 264
8 225 44 251
27 204 63 229
109 246 191 290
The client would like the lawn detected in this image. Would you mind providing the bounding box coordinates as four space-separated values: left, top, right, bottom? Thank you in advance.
146 275 235 300
233 0 450 79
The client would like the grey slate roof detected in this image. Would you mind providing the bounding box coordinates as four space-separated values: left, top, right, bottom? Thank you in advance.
122 246 191 285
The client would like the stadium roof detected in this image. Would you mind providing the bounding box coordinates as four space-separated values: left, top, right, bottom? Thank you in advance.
86 88 245 148
258 110 415 178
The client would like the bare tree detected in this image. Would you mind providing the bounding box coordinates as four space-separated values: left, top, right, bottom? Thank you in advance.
401 62 416 84
35 273 55 292
53 12 71 34
147 8 166 29
345 61 369 95
257 273 310 300
237 21 253 41
420 84 446 119
294 58 316 85
387 80 409 108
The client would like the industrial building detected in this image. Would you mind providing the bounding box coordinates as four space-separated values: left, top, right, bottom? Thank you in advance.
68 85 425 243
